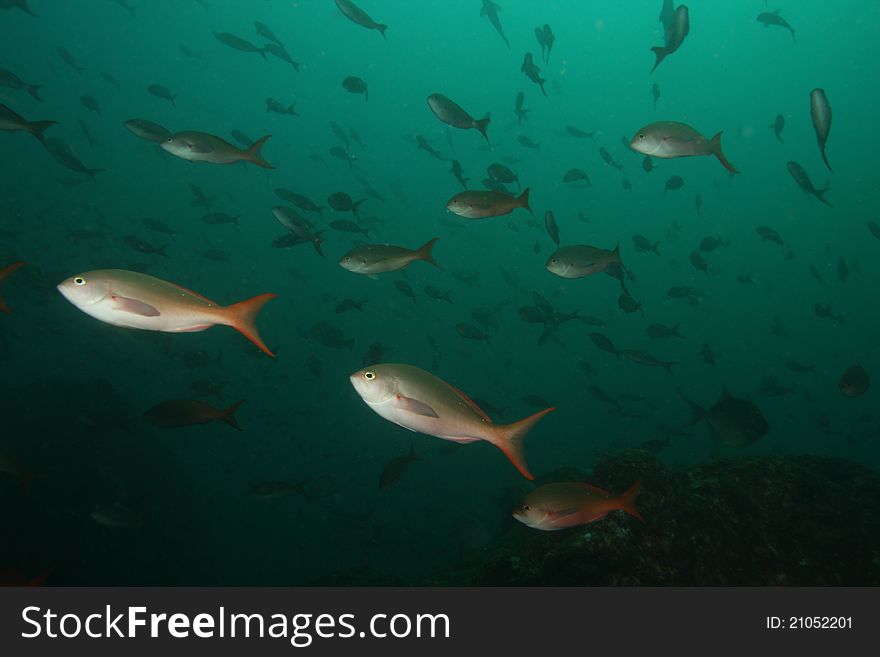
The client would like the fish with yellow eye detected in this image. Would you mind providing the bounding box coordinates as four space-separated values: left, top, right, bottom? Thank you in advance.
350 363 554 479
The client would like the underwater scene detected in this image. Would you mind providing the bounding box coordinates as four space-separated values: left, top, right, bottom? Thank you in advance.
1 0 878 586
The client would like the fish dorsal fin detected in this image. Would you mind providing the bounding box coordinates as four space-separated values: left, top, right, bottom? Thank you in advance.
111 295 160 317
772 8 781 14
575 482 611 497
395 395 439 418
172 283 219 307
446 382 492 422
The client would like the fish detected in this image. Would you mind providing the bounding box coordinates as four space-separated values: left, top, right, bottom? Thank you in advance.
56 46 84 74
599 147 623 171
663 175 684 194
839 365 869 398
446 189 531 219
631 121 738 173
394 280 418 304
450 160 469 189
416 135 445 160
565 125 594 140
310 321 354 349
350 363 554 479
266 98 299 116
263 43 301 71
339 238 440 275
562 168 591 185
254 21 282 45
810 89 833 172
869 221 880 241
124 118 172 143
424 285 453 303
650 5 689 74
659 0 675 30
328 191 367 218
513 481 641 530
784 359 814 374
79 96 101 114
641 155 657 173
618 293 643 316
42 137 103 179
0 103 55 141
757 9 795 42
589 332 620 359
161 131 272 168
651 82 661 109
379 446 417 489
647 323 684 339
201 212 240 225
426 94 490 143
537 24 555 63
701 343 716 367
0 0 36 16
756 226 784 245
521 53 547 96
0 66 42 101
699 236 728 252
144 399 245 431
480 0 509 48
786 161 830 206
188 378 228 401
57 269 277 356
335 0 387 38
681 387 769 447
622 179 633 192
147 84 176 107
142 218 176 236
689 251 709 273
330 219 370 238
632 234 661 255
0 261 25 314
544 211 560 246
213 32 265 57
487 163 519 188
124 235 168 257
456 322 490 343
329 145 357 166
78 119 97 147
188 183 213 212
546 244 622 279
514 91 530 124
335 298 368 313
622 349 676 375
517 135 540 149
275 189 324 215
769 113 785 143
814 302 845 324
342 76 368 100
271 206 324 256
330 121 351 147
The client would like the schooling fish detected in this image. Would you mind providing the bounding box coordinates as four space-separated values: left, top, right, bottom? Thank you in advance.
379 446 417 490
757 9 795 42
521 53 547 96
630 121 738 173
342 76 369 100
650 5 689 74
787 161 830 206
480 0 509 48
681 387 769 447
0 65 42 101
350 363 554 479
0 261 25 314
546 244 621 279
513 481 641 530
213 32 266 58
446 189 531 219
144 399 245 431
57 269 277 356
839 364 869 398
147 84 176 107
0 103 55 141
161 131 272 168
427 93 490 143
514 92 530 124
544 211 560 245
335 0 387 38
769 113 785 143
810 88 832 172
124 118 172 143
339 238 440 275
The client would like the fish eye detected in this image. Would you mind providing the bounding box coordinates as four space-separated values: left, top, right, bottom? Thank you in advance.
638 134 645 140
551 259 557 264
74 277 86 286
343 256 350 261
523 505 531 511
364 371 376 380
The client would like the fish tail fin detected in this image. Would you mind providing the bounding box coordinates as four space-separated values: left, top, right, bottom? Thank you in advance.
312 231 326 258
27 85 42 102
820 149 833 174
673 323 685 338
815 187 832 207
219 400 246 431
518 187 533 214
649 46 666 74
415 237 442 270
226 293 278 357
0 261 26 314
663 361 677 375
157 243 170 257
710 132 739 174
245 135 273 169
377 24 388 39
351 199 367 219
27 120 57 142
493 407 555 480
474 116 491 144
616 480 643 522
678 387 705 426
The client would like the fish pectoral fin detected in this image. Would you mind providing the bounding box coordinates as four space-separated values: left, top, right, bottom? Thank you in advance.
188 142 214 154
111 295 161 317
394 395 439 418
549 507 579 519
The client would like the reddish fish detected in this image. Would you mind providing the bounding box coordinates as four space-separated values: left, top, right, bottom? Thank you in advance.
513 481 642 530
144 399 245 430
446 188 531 219
56 269 277 356
0 261 25 314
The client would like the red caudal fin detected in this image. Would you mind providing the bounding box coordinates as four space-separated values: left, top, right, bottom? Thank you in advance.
219 400 246 431
616 480 643 522
0 262 26 314
710 132 739 174
492 407 555 479
246 135 274 169
225 293 278 356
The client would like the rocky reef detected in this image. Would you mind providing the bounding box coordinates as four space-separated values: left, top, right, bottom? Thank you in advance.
435 450 880 586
